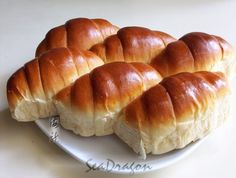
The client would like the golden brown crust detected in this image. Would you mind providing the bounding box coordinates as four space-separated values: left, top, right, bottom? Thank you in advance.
213 35 235 58
153 31 176 46
123 71 229 128
160 72 215 121
71 75 94 114
35 18 119 56
90 27 176 63
56 62 162 114
7 47 104 120
7 68 31 110
125 84 175 130
90 62 137 112
151 32 236 77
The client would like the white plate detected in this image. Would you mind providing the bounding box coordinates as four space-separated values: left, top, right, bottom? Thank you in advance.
35 118 205 175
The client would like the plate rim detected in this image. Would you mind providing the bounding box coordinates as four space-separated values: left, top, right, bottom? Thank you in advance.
35 118 205 175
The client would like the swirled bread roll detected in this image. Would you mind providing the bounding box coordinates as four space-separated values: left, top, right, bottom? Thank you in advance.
151 32 236 78
114 71 230 159
7 47 104 121
54 62 162 136
36 18 119 56
90 27 175 63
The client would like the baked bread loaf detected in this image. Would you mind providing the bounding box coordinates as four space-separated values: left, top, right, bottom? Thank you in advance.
90 27 175 63
7 47 104 121
114 71 230 159
151 32 236 78
36 18 119 56
54 62 162 136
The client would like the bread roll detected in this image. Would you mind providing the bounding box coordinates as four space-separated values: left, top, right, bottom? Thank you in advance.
151 32 236 78
114 71 230 159
36 18 119 56
90 27 175 63
7 47 104 121
54 62 162 136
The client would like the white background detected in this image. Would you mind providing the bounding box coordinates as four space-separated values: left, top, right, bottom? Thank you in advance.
0 0 236 177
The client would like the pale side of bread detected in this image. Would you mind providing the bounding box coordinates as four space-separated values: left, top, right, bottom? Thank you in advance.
7 48 104 121
114 71 231 159
54 62 162 136
36 18 119 56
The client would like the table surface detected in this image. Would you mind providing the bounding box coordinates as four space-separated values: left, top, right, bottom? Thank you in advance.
1 0 236 177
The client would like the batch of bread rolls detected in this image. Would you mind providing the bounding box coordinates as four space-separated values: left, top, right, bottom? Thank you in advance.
7 18 236 159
